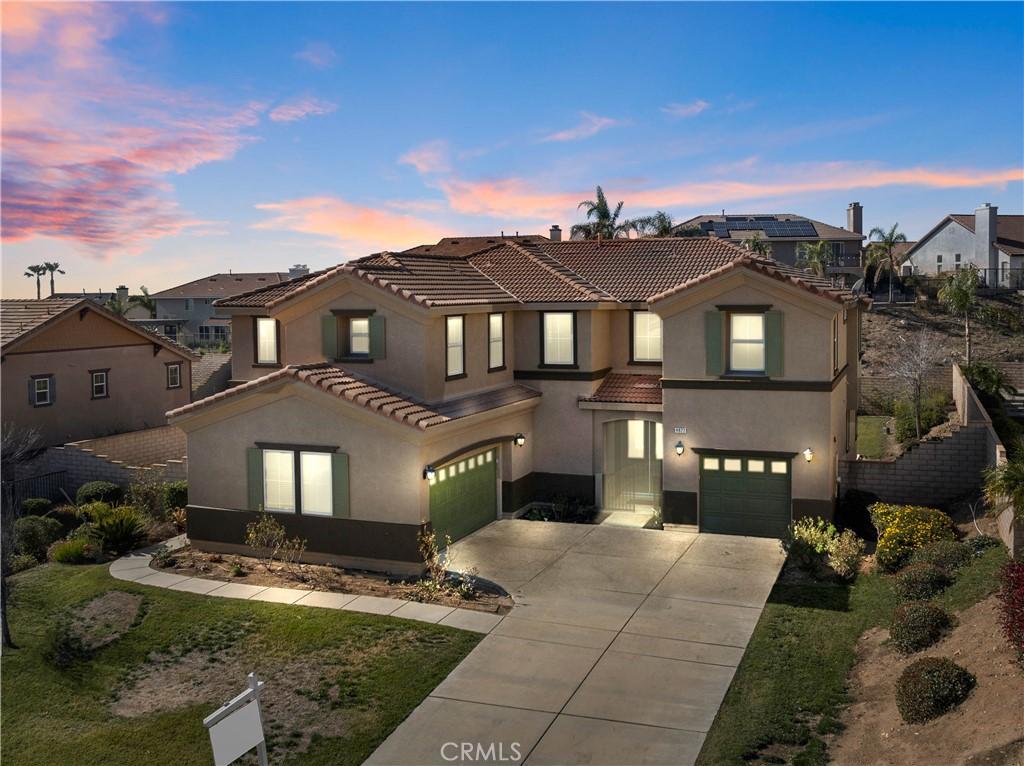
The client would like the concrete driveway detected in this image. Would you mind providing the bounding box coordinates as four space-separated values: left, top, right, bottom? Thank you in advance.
367 520 785 766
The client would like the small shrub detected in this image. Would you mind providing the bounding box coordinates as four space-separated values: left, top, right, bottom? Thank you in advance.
21 497 53 515
163 480 188 511
9 553 40 573
48 537 100 564
870 503 957 572
91 506 147 555
909 540 974 575
230 559 246 577
45 619 93 670
77 501 113 522
14 516 65 559
69 522 97 541
170 507 187 533
894 564 951 601
784 516 838 572
151 548 177 568
964 535 1001 555
890 602 952 654
75 480 122 505
827 530 865 580
244 512 302 571
895 657 975 723
893 392 950 442
51 504 84 532
996 560 1024 662
128 476 165 519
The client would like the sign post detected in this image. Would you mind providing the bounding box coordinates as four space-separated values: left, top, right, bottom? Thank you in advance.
203 673 269 766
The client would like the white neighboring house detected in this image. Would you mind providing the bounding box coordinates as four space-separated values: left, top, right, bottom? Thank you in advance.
903 203 1024 288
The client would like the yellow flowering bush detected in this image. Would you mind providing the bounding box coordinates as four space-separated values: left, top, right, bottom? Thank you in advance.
870 503 957 572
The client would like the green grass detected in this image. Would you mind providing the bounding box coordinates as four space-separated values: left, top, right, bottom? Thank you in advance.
1 563 480 766
856 416 889 459
696 545 1008 766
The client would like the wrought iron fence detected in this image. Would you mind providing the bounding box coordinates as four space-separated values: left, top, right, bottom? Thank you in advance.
0 470 69 511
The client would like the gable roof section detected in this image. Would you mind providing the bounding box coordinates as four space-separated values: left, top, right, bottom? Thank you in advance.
151 272 291 299
1 298 197 358
168 363 540 429
676 213 863 242
949 214 1024 256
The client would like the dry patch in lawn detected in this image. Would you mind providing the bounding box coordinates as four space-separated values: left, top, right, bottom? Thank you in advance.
71 591 144 650
831 597 1024 766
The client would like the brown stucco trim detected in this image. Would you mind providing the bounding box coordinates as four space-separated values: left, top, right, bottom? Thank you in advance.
515 366 611 382
693 447 799 459
663 364 848 392
663 490 698 525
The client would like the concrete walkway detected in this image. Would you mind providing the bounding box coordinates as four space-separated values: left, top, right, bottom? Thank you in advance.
367 520 785 766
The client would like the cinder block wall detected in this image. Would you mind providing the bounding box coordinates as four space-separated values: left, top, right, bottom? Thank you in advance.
859 366 951 415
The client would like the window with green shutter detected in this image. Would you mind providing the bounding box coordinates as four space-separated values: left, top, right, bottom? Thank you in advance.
704 311 724 376
246 445 349 516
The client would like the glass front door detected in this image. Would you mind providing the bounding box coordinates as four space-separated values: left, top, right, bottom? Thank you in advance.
603 419 663 512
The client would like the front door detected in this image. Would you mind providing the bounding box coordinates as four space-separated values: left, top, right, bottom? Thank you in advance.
603 419 663 512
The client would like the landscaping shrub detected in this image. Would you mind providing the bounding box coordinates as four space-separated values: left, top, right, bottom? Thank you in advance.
69 522 97 541
21 497 53 515
51 504 84 532
9 553 41 573
894 564 951 601
964 534 1001 555
128 476 165 519
890 601 952 654
13 516 65 560
893 392 950 442
784 516 838 572
75 480 122 505
163 480 188 511
77 501 112 522
870 503 957 572
48 537 100 564
909 540 974 575
996 560 1024 663
895 657 975 723
827 529 865 580
522 495 598 524
90 506 147 555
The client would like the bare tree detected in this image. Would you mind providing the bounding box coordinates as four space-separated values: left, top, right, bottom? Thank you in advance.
1 423 41 650
891 333 947 440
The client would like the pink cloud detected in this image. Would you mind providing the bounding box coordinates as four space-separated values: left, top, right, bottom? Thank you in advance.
541 112 622 142
268 97 336 123
294 41 337 69
399 140 451 174
254 196 449 252
661 100 710 119
1 2 120 70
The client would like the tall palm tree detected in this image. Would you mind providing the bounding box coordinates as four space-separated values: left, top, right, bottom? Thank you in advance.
867 224 908 304
105 295 130 316
131 286 157 317
741 233 772 257
937 266 979 364
42 262 65 296
626 211 675 237
23 265 46 299
571 186 629 240
796 240 835 277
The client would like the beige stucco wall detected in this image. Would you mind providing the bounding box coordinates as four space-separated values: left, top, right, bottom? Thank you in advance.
527 378 600 476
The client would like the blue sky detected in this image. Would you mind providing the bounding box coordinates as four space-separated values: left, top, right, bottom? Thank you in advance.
2 1 1022 298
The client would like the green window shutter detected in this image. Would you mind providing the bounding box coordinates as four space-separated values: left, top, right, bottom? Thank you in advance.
368 315 386 359
331 452 350 517
246 448 264 511
321 315 338 360
704 311 724 376
765 310 784 377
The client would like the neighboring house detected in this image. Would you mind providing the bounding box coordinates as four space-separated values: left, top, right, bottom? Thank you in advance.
53 286 151 319
1 298 196 446
144 267 309 346
903 203 1024 288
675 203 866 277
169 237 864 574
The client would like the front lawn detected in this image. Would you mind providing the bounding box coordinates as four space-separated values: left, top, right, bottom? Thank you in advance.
1 563 480 766
856 415 889 459
696 545 1008 766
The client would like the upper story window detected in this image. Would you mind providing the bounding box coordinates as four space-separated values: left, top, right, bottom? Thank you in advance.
31 374 54 407
446 315 465 378
184 298 194 312
251 444 348 517
255 317 279 365
90 369 109 400
488 313 505 371
322 311 385 362
954 253 962 271
729 313 766 373
936 254 943 273
631 311 662 363
349 317 370 356
542 312 575 366
166 362 182 389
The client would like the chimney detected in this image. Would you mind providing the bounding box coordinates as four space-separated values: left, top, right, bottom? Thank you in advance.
847 202 863 235
116 285 129 303
975 203 999 273
288 264 309 279
549 224 562 242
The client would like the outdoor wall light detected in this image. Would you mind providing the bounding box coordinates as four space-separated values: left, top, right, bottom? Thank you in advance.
514 433 526 447
675 441 685 456
802 447 814 463
423 465 436 481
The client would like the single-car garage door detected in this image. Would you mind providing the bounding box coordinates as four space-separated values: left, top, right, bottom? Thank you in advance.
429 449 498 544
699 453 791 538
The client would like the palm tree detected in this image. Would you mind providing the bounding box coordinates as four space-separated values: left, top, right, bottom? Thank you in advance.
626 211 675 238
571 186 629 240
796 240 835 277
105 295 130 316
131 286 157 318
937 266 979 365
23 265 46 299
867 224 908 304
741 233 772 257
42 262 65 296
984 440 1024 523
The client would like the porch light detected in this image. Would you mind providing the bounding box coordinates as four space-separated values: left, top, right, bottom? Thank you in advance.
674 441 685 456
423 465 436 481
514 433 526 447
802 447 814 463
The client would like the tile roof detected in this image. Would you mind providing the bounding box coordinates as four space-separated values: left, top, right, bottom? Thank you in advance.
949 214 1024 256
349 253 519 307
151 272 292 299
213 267 338 309
677 213 863 241
582 373 662 405
168 363 540 429
403 234 549 258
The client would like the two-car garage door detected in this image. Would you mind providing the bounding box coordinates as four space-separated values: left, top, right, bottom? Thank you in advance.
699 453 792 538
428 449 497 544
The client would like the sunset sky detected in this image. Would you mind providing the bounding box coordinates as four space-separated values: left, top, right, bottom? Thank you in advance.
2 1 1022 298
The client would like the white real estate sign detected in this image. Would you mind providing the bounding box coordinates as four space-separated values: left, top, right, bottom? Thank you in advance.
204 673 268 766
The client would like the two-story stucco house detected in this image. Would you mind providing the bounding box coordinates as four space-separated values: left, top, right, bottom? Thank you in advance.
168 237 865 574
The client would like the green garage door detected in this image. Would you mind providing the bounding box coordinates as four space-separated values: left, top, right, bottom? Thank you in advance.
699 454 791 538
429 449 498 544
